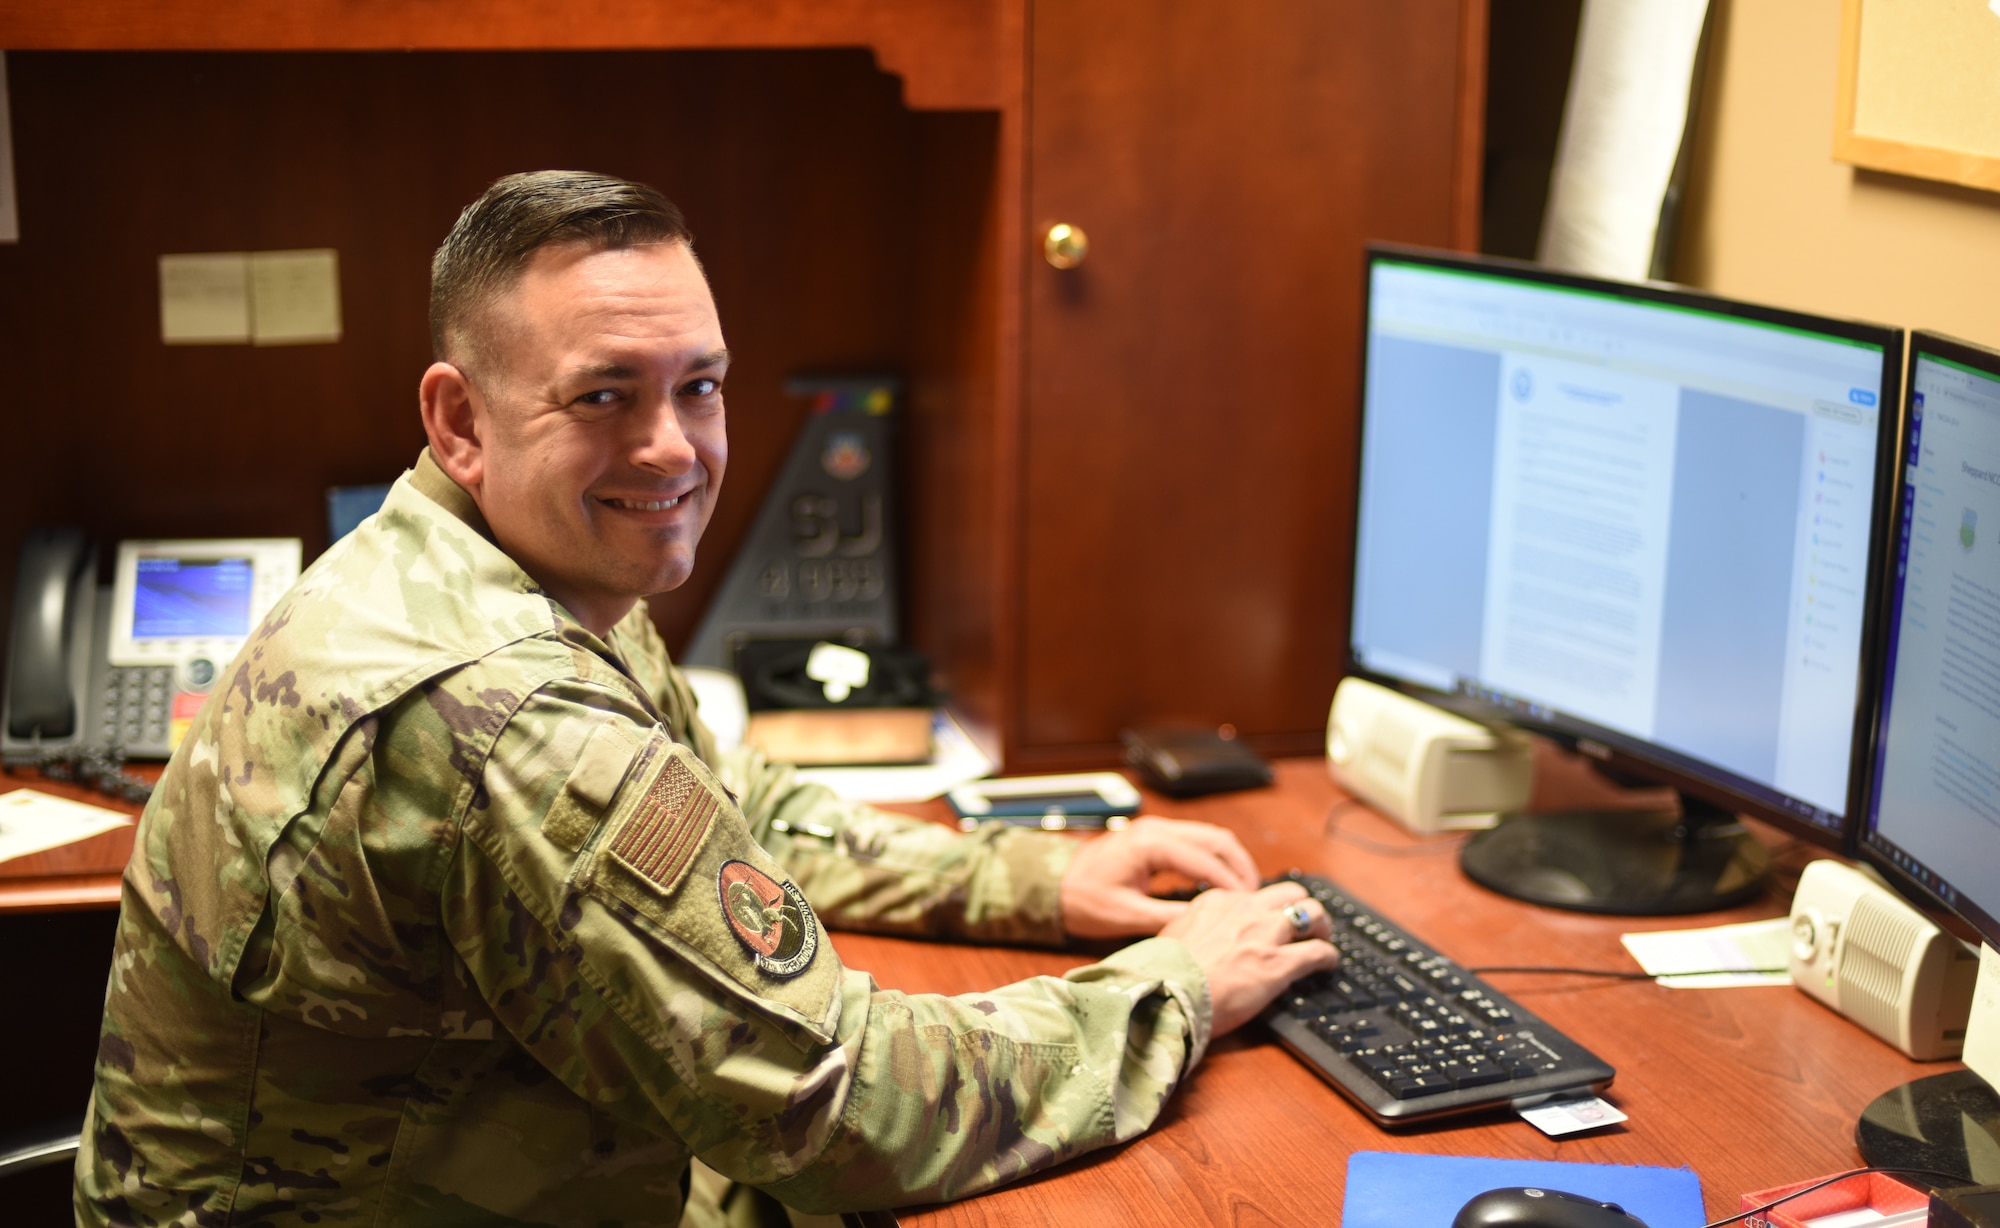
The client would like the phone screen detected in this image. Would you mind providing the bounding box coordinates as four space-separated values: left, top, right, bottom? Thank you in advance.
983 791 1107 809
132 556 255 639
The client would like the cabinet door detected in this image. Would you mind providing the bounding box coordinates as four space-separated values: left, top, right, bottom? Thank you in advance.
1017 0 1481 765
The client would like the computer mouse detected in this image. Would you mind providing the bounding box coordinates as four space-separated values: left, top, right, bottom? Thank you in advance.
1452 1187 1652 1228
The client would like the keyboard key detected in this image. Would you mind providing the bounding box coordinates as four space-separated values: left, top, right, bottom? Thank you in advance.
1458 1064 1510 1087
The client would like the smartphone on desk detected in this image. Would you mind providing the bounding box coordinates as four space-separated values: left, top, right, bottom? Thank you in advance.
946 772 1141 831
3 528 301 762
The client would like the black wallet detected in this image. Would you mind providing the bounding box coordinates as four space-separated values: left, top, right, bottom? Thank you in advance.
1121 725 1273 798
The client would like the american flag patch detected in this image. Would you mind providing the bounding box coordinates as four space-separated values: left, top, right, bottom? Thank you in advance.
608 756 717 890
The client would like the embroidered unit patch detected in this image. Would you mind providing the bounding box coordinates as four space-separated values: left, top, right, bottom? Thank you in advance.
609 756 716 890
716 859 819 978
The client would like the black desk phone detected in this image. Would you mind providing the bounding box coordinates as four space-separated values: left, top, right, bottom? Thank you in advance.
3 527 301 763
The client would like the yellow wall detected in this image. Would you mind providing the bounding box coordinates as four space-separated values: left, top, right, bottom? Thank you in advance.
1677 0 2000 347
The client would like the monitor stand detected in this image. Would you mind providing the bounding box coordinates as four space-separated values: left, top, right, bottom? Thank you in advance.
1856 1069 2000 1185
1457 795 1770 915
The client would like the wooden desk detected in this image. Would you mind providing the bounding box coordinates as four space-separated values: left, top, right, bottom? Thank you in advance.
2 758 1947 1223
838 759 1947 1226
0 766 147 912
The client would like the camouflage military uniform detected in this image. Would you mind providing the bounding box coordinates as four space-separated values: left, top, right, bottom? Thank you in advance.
76 451 1212 1226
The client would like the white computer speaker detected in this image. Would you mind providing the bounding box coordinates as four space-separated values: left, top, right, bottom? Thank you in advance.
1789 859 1979 1061
1325 677 1533 834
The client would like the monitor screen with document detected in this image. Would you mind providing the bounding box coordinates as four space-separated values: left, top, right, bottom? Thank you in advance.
1346 245 1902 912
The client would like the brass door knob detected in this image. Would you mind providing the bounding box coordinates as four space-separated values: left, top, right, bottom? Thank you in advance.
1042 222 1089 269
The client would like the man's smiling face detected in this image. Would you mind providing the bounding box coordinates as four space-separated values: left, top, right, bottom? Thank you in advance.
462 240 728 634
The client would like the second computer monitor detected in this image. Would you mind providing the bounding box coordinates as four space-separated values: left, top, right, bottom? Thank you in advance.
1863 330 2000 953
1348 246 1902 911
1850 330 2000 1183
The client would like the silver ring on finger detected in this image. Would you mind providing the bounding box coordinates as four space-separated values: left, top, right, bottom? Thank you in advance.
1282 900 1313 938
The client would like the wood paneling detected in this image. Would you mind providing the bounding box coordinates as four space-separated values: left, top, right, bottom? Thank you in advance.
1013 0 1483 767
0 0 1006 110
0 49 985 660
902 111 1010 739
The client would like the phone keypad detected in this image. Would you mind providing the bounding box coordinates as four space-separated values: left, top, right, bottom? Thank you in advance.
102 665 176 751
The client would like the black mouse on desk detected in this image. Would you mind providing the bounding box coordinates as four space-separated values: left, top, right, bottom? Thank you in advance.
1453 1187 1652 1228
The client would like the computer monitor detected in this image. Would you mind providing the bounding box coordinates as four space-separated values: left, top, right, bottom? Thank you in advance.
1347 245 1903 913
1853 329 2000 1184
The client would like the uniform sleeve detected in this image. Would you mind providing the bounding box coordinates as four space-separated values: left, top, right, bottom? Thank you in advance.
716 744 1078 947
447 684 1211 1212
608 601 1079 947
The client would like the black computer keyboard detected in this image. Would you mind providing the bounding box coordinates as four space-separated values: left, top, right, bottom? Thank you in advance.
1264 871 1615 1126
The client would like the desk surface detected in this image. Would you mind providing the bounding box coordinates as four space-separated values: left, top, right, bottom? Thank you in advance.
0 764 147 910
834 760 1944 1226
1 758 1944 1223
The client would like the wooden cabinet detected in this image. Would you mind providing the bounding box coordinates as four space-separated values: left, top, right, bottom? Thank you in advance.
1011 0 1483 767
0 0 1483 770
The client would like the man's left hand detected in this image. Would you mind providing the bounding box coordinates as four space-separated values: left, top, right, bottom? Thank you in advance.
1058 816 1260 940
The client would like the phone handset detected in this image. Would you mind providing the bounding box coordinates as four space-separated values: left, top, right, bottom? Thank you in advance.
4 525 97 746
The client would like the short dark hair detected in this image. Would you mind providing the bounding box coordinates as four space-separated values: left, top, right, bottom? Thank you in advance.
429 170 694 370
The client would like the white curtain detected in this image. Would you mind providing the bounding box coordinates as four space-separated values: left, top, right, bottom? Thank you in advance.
1538 0 1711 281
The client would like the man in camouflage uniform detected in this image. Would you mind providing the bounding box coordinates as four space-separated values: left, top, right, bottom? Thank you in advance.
76 171 1339 1226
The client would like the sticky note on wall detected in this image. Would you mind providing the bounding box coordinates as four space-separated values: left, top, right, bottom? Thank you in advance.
250 248 341 344
159 252 251 343
159 247 341 346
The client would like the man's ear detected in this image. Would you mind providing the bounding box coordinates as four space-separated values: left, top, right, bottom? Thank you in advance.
420 361 485 494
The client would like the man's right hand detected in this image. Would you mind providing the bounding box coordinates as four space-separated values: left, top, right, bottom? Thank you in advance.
1160 880 1340 1036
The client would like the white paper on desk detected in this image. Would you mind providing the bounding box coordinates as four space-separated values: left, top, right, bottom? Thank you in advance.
1620 917 1792 988
0 788 134 864
792 710 994 804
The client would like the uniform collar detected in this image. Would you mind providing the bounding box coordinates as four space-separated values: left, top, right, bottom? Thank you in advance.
409 448 495 543
403 448 645 678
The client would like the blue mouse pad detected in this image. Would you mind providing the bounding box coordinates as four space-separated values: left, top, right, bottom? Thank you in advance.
1341 1151 1707 1228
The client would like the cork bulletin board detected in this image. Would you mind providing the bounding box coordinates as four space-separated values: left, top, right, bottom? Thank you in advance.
1835 0 2000 192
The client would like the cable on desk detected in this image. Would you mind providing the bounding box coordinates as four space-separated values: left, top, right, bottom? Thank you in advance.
1465 965 1786 980
1699 1166 1969 1228
1322 798 1468 856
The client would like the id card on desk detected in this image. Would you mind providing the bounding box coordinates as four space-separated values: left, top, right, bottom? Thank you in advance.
1517 1094 1630 1137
